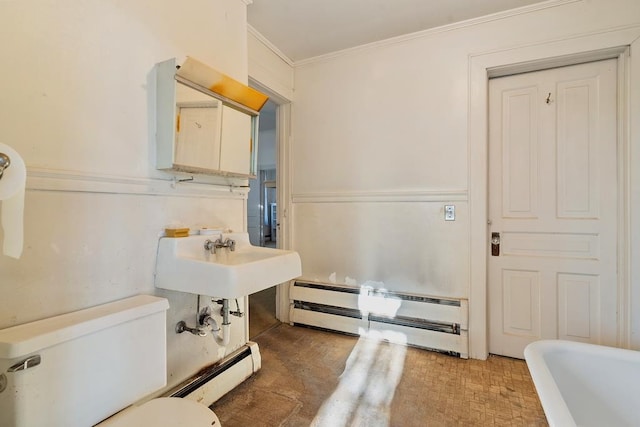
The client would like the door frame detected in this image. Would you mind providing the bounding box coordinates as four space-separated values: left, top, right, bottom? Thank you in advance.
468 26 640 359
249 77 293 323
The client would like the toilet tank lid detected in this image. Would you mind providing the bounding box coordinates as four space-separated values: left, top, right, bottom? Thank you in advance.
0 295 169 359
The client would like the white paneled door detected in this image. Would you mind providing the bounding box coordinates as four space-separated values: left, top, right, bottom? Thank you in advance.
488 59 618 359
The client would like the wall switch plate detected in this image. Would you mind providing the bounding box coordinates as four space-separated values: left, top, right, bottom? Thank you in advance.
444 205 455 221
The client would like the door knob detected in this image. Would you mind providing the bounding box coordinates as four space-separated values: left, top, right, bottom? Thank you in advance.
491 232 500 256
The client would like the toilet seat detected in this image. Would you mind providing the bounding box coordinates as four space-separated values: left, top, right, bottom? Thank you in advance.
99 397 221 426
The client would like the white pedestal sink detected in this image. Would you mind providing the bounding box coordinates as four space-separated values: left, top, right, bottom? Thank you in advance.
154 233 301 298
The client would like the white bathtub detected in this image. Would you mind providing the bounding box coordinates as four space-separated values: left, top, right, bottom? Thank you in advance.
524 340 640 427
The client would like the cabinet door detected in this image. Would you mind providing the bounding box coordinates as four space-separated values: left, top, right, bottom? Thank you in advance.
219 106 252 175
175 105 222 170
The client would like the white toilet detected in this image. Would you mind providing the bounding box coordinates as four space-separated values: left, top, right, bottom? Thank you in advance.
100 397 219 426
0 295 221 426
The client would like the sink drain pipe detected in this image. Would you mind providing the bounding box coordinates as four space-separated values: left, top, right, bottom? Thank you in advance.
201 299 231 347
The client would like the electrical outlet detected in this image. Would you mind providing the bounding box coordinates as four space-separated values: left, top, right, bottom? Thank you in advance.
444 205 455 221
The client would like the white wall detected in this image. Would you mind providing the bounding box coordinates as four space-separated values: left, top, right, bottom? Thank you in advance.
0 0 252 391
290 0 640 355
248 27 295 102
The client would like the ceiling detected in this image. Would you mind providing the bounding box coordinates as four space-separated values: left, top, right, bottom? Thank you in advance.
247 0 548 62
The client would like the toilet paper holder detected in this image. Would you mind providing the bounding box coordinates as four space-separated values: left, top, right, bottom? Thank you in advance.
0 152 9 180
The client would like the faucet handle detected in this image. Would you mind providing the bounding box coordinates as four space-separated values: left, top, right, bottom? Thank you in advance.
226 238 236 251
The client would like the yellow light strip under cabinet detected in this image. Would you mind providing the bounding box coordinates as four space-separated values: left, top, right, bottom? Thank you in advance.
176 56 269 112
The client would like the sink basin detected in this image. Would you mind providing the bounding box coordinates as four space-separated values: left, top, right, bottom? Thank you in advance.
154 233 301 298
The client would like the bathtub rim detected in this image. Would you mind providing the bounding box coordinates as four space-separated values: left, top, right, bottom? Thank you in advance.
524 339 640 427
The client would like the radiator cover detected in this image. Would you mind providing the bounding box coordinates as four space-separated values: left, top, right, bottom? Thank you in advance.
290 281 468 358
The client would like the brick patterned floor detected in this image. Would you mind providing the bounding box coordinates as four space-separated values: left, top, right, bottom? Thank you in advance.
212 324 548 426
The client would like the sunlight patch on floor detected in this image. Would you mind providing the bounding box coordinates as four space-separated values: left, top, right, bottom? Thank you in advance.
311 327 407 427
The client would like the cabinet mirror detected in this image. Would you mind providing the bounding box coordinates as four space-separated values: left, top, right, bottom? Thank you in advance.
155 58 265 178
174 83 222 171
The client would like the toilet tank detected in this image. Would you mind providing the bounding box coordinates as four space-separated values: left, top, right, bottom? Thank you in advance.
0 295 170 427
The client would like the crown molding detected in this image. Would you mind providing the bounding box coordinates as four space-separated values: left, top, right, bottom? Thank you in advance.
248 24 295 67
294 0 582 67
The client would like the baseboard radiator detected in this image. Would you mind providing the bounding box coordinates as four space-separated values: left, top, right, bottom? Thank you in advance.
289 281 469 358
167 342 261 406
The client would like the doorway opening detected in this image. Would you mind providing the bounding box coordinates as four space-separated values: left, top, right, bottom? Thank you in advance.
248 99 280 338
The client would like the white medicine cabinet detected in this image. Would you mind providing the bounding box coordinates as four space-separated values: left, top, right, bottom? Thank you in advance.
155 57 267 178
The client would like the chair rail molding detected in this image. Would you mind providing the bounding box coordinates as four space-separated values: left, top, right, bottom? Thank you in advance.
26 167 248 200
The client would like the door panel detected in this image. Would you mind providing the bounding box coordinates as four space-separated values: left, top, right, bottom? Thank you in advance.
502 269 540 337
557 77 600 218
488 59 618 358
557 273 600 341
501 232 599 259
502 86 539 218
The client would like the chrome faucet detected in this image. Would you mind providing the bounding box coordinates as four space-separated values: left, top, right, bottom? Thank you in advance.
204 237 236 254
0 152 10 180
